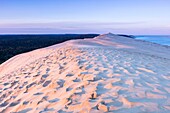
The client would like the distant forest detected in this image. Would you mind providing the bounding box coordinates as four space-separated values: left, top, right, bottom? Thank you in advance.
0 34 99 64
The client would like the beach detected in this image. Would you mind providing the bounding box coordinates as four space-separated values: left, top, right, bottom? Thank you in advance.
0 33 170 113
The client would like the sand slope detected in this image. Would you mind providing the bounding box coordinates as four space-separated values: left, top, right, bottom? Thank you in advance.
0 33 170 113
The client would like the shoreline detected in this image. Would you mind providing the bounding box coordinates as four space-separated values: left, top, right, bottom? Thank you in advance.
0 33 170 112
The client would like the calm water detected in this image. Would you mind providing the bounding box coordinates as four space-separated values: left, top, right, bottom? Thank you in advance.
135 35 170 46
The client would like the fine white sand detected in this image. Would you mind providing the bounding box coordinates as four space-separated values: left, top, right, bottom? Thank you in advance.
0 33 170 113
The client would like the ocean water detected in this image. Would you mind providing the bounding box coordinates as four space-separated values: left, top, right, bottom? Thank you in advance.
135 35 170 46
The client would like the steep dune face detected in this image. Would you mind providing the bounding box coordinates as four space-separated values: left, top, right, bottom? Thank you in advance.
0 33 170 113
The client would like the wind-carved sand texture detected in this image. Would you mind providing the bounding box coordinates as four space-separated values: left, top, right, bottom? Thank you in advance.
0 33 170 113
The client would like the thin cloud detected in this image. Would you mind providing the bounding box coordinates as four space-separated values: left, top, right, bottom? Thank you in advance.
0 21 147 28
0 21 169 35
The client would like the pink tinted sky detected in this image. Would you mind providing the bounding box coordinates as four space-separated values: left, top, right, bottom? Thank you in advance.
0 0 170 34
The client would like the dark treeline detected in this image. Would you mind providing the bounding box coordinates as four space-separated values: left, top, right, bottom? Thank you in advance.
0 34 99 64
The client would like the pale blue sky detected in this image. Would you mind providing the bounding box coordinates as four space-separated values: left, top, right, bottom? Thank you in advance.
0 0 170 34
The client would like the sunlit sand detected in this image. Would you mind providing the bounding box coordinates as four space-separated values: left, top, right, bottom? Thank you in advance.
0 33 170 112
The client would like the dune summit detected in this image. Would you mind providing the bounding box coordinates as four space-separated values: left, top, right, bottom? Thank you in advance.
0 33 170 113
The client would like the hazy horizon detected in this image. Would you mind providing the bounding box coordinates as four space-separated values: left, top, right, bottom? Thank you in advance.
0 0 170 35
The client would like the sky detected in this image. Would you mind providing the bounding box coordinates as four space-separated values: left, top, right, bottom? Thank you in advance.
0 0 170 35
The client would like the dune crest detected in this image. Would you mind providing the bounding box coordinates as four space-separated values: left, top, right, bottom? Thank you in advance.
0 33 170 112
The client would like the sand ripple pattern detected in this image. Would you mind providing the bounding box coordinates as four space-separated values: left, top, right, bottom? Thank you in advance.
0 47 170 113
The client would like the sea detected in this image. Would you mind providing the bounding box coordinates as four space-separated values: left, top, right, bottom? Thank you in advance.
135 35 170 46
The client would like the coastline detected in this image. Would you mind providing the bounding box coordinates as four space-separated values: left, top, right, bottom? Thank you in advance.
0 33 170 112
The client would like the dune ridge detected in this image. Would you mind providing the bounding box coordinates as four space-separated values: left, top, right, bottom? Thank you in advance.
0 33 170 113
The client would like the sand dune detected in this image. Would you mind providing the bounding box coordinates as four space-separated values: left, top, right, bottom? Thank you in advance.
0 33 170 113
